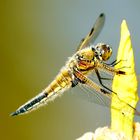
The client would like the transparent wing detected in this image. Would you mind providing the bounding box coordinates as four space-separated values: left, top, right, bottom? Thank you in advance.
77 13 105 51
73 70 112 107
76 83 111 107
74 71 140 116
86 70 112 106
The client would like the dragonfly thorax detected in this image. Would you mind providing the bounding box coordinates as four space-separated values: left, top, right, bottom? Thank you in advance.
74 47 95 71
93 43 112 61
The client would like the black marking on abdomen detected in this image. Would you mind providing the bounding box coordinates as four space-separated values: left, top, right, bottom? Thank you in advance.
10 92 48 116
24 93 47 109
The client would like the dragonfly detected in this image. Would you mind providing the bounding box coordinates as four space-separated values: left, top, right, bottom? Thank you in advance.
10 13 137 116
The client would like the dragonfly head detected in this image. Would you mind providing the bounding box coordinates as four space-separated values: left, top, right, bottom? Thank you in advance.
94 43 112 61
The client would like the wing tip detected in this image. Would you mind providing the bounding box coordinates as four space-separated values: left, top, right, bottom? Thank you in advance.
100 13 105 17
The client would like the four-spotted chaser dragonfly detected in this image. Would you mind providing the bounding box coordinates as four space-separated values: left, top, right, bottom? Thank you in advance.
11 13 137 116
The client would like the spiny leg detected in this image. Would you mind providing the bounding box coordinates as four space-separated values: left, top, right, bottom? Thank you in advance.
105 59 117 66
94 68 137 114
104 59 128 67
78 83 110 107
94 68 115 94
100 77 113 80
90 71 113 81
73 68 111 96
97 60 126 75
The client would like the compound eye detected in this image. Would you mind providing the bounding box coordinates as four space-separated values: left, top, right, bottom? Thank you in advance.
102 45 112 61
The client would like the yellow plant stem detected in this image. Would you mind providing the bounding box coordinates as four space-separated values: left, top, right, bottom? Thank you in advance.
111 20 139 139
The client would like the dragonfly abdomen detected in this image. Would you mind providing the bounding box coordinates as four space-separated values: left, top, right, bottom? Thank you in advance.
45 68 72 94
11 68 73 116
10 92 48 116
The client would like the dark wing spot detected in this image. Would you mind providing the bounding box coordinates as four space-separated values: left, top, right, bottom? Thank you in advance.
99 13 104 17
89 27 94 36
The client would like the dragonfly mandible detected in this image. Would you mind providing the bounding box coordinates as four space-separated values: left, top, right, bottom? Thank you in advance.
11 13 129 116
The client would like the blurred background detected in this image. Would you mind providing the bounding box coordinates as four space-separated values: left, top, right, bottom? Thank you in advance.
1 0 140 139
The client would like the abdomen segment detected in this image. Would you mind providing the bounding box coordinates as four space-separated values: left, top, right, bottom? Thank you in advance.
11 68 72 116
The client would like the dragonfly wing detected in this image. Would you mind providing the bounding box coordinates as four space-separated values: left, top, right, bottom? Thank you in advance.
75 70 140 116
77 13 105 51
88 71 140 116
75 83 111 107
73 68 112 107
76 80 140 116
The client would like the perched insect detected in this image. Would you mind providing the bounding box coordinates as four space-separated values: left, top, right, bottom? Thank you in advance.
11 13 133 116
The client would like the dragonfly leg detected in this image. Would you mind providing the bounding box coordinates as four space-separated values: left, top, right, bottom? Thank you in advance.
100 77 113 80
73 68 111 95
97 60 125 75
109 61 131 71
94 68 116 94
105 59 128 67
94 68 139 115
105 59 117 66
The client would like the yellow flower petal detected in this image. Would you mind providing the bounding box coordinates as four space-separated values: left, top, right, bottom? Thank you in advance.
111 20 139 139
